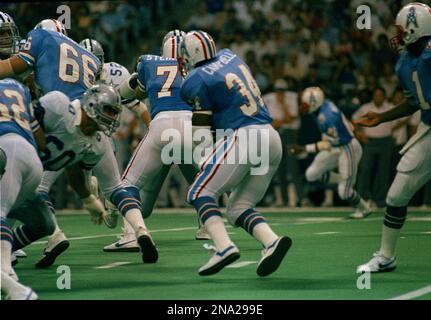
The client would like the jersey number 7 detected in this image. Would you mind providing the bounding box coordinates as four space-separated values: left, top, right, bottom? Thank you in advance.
225 64 264 116
156 65 178 98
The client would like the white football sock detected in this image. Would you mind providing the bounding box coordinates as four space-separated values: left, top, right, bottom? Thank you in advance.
50 212 62 235
380 225 401 259
124 209 147 233
1 240 12 273
252 223 279 248
123 216 135 234
204 216 232 251
1 270 28 298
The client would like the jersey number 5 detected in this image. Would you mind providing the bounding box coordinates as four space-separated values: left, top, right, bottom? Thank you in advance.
156 65 178 98
58 43 98 88
225 64 264 116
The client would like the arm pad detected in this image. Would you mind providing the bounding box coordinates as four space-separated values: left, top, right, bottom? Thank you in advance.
305 141 331 153
118 73 138 100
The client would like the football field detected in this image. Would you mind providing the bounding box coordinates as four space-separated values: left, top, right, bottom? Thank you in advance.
12 209 431 300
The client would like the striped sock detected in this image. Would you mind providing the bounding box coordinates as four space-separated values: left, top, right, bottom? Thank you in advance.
235 209 266 235
192 196 231 251
347 191 361 207
236 209 278 247
384 206 407 230
110 186 142 217
1 218 14 272
39 191 55 214
12 225 38 251
193 196 222 224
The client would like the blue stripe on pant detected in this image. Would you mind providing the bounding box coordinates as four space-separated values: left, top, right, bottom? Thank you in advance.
187 134 235 203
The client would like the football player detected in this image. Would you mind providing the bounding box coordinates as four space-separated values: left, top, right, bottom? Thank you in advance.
25 84 157 268
79 38 150 125
0 78 55 300
110 30 210 253
0 19 100 100
288 87 371 218
356 2 431 272
0 11 20 60
179 31 292 276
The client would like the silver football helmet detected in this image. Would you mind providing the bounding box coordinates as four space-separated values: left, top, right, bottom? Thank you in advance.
0 11 20 56
81 84 122 137
79 38 105 64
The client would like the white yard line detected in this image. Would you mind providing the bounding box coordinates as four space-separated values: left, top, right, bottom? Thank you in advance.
31 227 199 245
314 232 340 235
226 261 257 269
388 284 431 300
95 262 132 269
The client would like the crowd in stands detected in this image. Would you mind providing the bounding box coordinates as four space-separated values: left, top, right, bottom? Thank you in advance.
2 0 430 208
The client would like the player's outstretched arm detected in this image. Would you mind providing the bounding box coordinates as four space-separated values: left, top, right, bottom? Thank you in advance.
0 56 29 79
353 99 418 127
65 164 106 225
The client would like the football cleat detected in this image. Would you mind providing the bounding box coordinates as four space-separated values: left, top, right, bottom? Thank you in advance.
349 199 372 219
13 249 27 258
1 271 38 300
199 244 240 276
103 200 119 229
257 236 292 277
357 252 397 273
136 227 158 263
195 225 211 240
35 230 70 268
103 228 139 252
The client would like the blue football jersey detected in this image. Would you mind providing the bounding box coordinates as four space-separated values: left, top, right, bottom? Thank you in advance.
180 49 272 130
395 39 431 125
137 55 191 118
18 29 101 100
0 78 37 148
315 100 354 146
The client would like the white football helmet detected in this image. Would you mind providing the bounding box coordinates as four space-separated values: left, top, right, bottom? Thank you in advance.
0 11 20 56
391 2 431 51
34 19 67 36
162 29 186 48
301 87 325 114
162 35 184 59
179 30 216 71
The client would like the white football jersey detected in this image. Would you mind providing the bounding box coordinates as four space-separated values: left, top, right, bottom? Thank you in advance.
101 62 139 109
35 91 111 171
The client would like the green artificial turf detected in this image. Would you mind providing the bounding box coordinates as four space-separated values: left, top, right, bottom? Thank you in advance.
12 209 431 300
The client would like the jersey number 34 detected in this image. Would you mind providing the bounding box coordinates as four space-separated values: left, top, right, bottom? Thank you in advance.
225 64 264 116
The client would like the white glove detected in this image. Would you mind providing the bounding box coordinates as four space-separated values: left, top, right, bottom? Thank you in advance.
82 194 107 225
